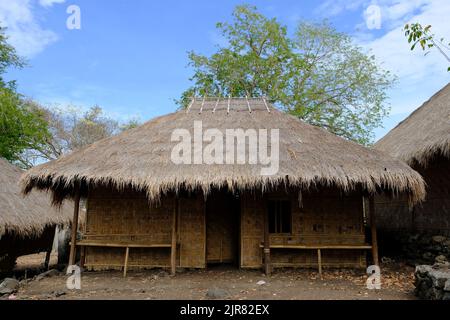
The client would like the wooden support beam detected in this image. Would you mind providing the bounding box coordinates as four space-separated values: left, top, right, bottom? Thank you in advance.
264 207 271 275
369 196 379 266
171 198 178 275
68 188 81 266
44 250 51 270
317 249 323 279
123 247 130 277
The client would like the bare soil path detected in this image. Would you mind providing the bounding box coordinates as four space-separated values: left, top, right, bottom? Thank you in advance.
5 261 416 300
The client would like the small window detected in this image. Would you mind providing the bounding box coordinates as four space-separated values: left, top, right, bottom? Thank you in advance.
268 200 291 234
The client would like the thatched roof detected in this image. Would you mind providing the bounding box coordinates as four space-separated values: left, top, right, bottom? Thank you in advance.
375 83 450 167
21 98 425 204
0 158 72 237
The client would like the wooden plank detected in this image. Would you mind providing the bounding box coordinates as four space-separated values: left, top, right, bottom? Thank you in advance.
171 198 178 275
123 247 130 277
259 244 372 250
68 188 81 266
369 196 379 266
75 242 171 248
317 249 323 279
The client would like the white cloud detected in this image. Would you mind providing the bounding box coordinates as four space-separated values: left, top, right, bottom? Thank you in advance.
0 0 58 57
360 0 450 115
39 0 65 7
317 0 450 136
316 0 366 17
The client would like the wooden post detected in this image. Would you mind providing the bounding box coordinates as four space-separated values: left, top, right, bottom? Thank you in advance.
170 198 178 275
68 187 81 266
264 207 271 275
123 247 130 277
369 196 379 266
317 249 323 279
44 250 51 270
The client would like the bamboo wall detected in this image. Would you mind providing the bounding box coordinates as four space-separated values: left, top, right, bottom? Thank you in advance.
84 187 205 270
84 186 367 271
375 155 450 236
240 189 366 269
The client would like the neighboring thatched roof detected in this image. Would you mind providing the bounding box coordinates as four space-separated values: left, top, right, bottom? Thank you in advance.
0 158 72 237
21 98 425 204
375 83 450 167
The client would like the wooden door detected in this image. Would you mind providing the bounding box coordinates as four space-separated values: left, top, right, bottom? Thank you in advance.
206 191 239 264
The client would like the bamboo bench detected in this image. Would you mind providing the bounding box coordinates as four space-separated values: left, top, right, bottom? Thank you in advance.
75 240 172 277
260 244 373 278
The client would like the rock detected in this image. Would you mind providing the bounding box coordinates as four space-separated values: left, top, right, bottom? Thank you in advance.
415 265 450 300
432 236 447 244
256 280 266 286
36 269 60 281
435 255 448 264
445 280 450 292
206 288 229 299
53 290 66 297
0 278 19 295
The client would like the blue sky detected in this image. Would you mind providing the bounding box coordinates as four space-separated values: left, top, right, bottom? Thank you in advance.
1 0 449 141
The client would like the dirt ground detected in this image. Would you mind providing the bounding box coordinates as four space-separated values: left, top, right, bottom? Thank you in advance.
2 253 417 300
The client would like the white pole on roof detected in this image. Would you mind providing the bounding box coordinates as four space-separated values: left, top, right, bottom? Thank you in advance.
212 97 220 113
199 96 206 114
246 95 252 113
263 97 271 113
186 97 195 113
227 95 231 114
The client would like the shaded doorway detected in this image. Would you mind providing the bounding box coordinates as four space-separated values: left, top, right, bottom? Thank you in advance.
206 190 240 266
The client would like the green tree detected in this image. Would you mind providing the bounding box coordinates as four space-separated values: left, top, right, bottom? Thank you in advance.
180 5 395 145
20 103 141 166
0 26 51 167
404 23 450 72
0 90 50 167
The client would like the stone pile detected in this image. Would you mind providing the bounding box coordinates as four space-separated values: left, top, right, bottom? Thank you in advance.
415 263 450 300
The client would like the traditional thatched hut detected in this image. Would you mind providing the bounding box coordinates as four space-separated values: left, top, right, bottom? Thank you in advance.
374 83 450 236
0 158 72 272
20 98 425 276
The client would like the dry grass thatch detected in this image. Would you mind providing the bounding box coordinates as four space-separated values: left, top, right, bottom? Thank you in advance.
375 83 450 167
0 158 72 237
20 98 426 204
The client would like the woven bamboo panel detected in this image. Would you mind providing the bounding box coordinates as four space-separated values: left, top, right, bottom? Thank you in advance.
178 195 206 268
240 193 264 267
270 249 366 268
84 187 174 270
375 156 450 235
240 188 367 268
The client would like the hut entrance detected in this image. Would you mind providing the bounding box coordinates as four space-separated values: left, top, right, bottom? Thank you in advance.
206 190 240 266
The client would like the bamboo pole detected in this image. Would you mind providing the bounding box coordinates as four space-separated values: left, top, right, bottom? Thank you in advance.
369 196 379 266
123 247 130 277
68 187 81 266
317 249 323 279
264 207 271 275
171 198 178 275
